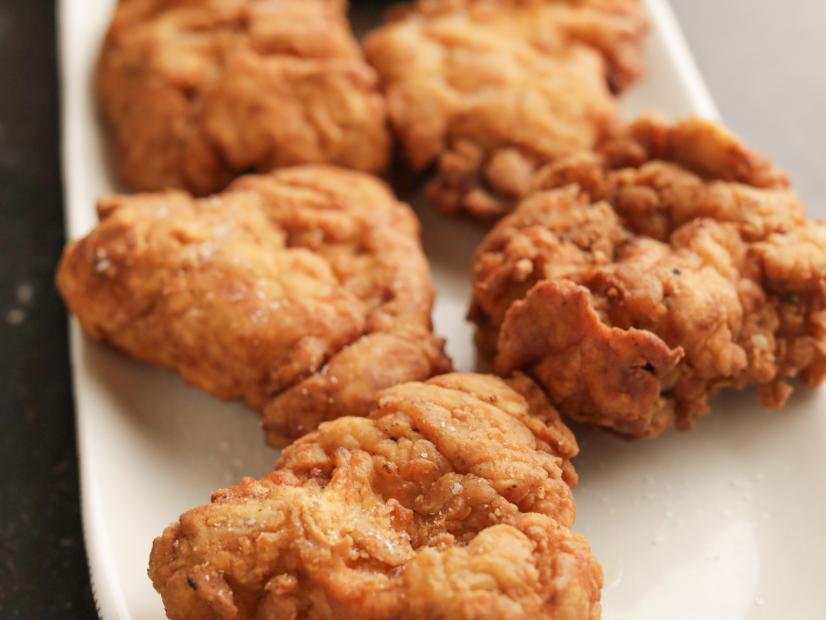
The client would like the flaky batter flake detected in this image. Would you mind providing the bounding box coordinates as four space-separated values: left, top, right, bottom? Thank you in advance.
149 373 602 620
472 117 826 437
57 166 450 446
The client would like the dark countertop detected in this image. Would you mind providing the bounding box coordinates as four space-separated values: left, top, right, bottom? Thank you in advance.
0 1 97 618
0 0 822 618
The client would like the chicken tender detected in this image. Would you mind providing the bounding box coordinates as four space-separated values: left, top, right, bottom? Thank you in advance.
57 166 450 446
149 373 602 620
472 117 826 438
98 0 390 195
393 0 647 90
364 0 647 219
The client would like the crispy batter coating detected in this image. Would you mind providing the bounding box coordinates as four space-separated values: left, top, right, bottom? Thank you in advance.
472 117 826 437
57 166 450 446
149 373 602 620
364 0 647 219
394 0 648 90
98 0 390 195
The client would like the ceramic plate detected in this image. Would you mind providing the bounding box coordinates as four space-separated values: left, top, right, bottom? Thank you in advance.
57 1 826 618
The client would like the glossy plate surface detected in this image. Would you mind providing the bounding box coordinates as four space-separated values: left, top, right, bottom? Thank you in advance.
57 1 826 618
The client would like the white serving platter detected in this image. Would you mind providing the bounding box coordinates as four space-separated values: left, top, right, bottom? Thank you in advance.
57 1 826 619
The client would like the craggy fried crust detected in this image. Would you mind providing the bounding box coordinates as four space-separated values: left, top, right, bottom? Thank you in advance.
56 166 450 446
395 0 648 90
472 117 826 437
149 373 602 620
364 0 647 219
98 0 389 195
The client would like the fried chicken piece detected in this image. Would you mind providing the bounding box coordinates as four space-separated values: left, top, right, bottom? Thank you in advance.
98 0 390 195
397 0 648 90
149 373 602 620
472 117 826 438
364 0 647 219
56 166 450 446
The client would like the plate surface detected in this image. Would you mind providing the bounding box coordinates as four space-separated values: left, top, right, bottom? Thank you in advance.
57 1 826 619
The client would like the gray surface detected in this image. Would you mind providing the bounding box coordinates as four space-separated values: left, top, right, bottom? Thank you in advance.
671 0 826 211
0 1 821 618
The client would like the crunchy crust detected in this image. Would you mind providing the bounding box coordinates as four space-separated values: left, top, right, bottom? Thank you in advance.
394 0 648 90
364 0 647 218
98 0 390 195
472 117 826 437
149 373 602 620
56 166 450 446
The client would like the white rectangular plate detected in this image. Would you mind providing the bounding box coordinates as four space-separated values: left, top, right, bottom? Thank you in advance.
58 1 826 619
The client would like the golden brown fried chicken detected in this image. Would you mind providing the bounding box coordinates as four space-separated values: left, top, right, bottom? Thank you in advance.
364 0 647 219
472 117 826 438
98 0 390 195
149 373 602 620
398 0 648 90
57 166 450 446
